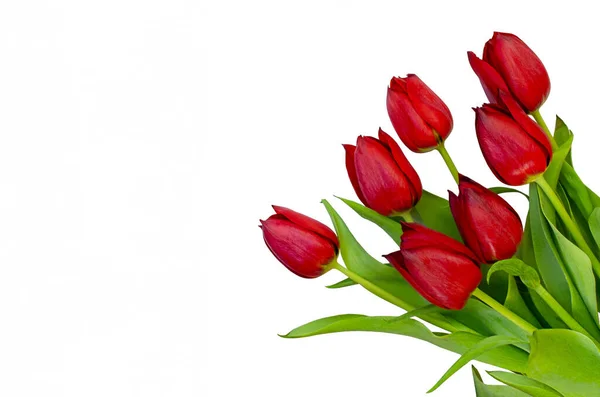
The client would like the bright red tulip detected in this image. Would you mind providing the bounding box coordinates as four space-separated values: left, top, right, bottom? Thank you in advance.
386 74 453 152
449 175 523 263
260 206 339 278
468 32 550 112
384 223 482 310
344 129 422 216
474 91 552 186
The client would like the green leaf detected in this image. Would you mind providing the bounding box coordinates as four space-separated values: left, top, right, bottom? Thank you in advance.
527 329 600 397
588 208 600 252
473 367 529 397
488 371 564 397
489 186 529 199
547 220 599 330
413 190 461 241
534 188 600 339
529 185 572 312
543 133 573 188
553 116 573 165
445 299 530 346
428 335 526 393
281 314 529 373
560 163 596 219
321 199 428 309
487 258 541 289
504 275 541 327
336 196 403 245
388 304 441 324
325 278 356 289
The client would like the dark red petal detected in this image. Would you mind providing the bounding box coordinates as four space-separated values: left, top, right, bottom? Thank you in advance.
387 87 438 152
378 129 422 206
467 51 509 107
343 144 368 207
474 105 549 185
400 222 479 262
405 74 453 138
384 250 443 307
386 247 481 310
354 136 414 215
485 32 550 112
272 205 339 248
261 217 337 278
499 91 553 159
389 76 408 93
457 177 523 262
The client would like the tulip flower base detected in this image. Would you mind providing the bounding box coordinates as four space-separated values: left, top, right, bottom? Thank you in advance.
261 32 600 396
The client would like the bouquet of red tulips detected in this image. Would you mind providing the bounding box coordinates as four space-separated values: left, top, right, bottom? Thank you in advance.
259 32 600 396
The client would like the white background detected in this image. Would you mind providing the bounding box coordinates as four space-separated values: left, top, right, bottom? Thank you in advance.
0 1 597 396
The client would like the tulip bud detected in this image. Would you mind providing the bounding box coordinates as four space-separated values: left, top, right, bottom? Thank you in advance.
469 32 550 112
384 223 481 310
474 91 552 186
449 175 523 263
386 74 453 152
260 206 339 278
344 129 422 216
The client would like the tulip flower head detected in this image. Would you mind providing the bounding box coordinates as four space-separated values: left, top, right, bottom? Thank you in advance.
449 175 523 263
386 74 453 152
384 223 482 310
344 129 422 216
260 206 339 278
468 32 550 112
474 91 553 186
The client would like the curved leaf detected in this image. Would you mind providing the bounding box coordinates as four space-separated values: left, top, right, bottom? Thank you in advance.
336 196 403 245
281 314 529 373
428 335 525 393
527 329 600 397
488 371 564 397
489 186 529 199
473 367 528 396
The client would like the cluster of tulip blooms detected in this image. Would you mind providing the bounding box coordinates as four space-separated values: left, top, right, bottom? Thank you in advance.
260 32 600 396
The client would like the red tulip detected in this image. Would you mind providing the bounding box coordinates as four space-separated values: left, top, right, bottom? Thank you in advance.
344 129 422 216
260 206 339 278
386 74 453 152
449 175 523 263
468 32 550 112
474 91 552 186
384 223 481 310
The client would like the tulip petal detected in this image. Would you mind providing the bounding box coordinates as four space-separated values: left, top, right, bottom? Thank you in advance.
455 176 523 262
499 91 553 159
405 74 453 138
400 222 480 262
387 87 438 152
484 32 550 112
354 136 415 215
467 51 509 106
272 205 339 248
378 129 422 205
343 144 369 207
385 248 482 310
474 105 550 185
384 250 443 307
261 216 337 278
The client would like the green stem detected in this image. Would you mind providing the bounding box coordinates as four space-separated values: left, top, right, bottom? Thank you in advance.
436 143 460 184
535 176 600 278
400 211 414 223
332 262 471 333
531 109 558 151
472 288 537 335
534 284 600 349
